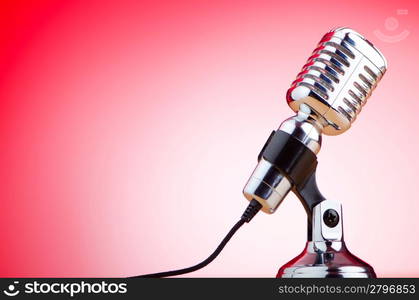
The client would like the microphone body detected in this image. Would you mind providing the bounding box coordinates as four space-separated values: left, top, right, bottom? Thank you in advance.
243 27 386 215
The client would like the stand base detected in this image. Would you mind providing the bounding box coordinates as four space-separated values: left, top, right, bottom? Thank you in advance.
277 241 376 278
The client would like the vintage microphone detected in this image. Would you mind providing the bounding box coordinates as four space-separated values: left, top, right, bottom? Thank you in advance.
134 27 387 278
243 27 387 277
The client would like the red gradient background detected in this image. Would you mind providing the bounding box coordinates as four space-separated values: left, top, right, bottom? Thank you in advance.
0 0 418 277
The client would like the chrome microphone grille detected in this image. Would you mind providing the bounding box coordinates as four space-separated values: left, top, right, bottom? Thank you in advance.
286 27 387 135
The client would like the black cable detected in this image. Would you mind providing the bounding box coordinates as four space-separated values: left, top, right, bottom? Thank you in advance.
131 199 262 278
134 219 245 278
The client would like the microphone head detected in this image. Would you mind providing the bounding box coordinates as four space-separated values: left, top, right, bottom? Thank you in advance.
286 27 387 135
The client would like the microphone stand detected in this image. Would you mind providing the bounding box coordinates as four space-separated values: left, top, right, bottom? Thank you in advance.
277 167 376 278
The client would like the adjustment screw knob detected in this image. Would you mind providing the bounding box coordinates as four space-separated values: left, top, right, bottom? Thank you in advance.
323 209 339 228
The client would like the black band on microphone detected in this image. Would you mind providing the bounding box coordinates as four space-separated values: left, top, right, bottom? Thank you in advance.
259 130 318 188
